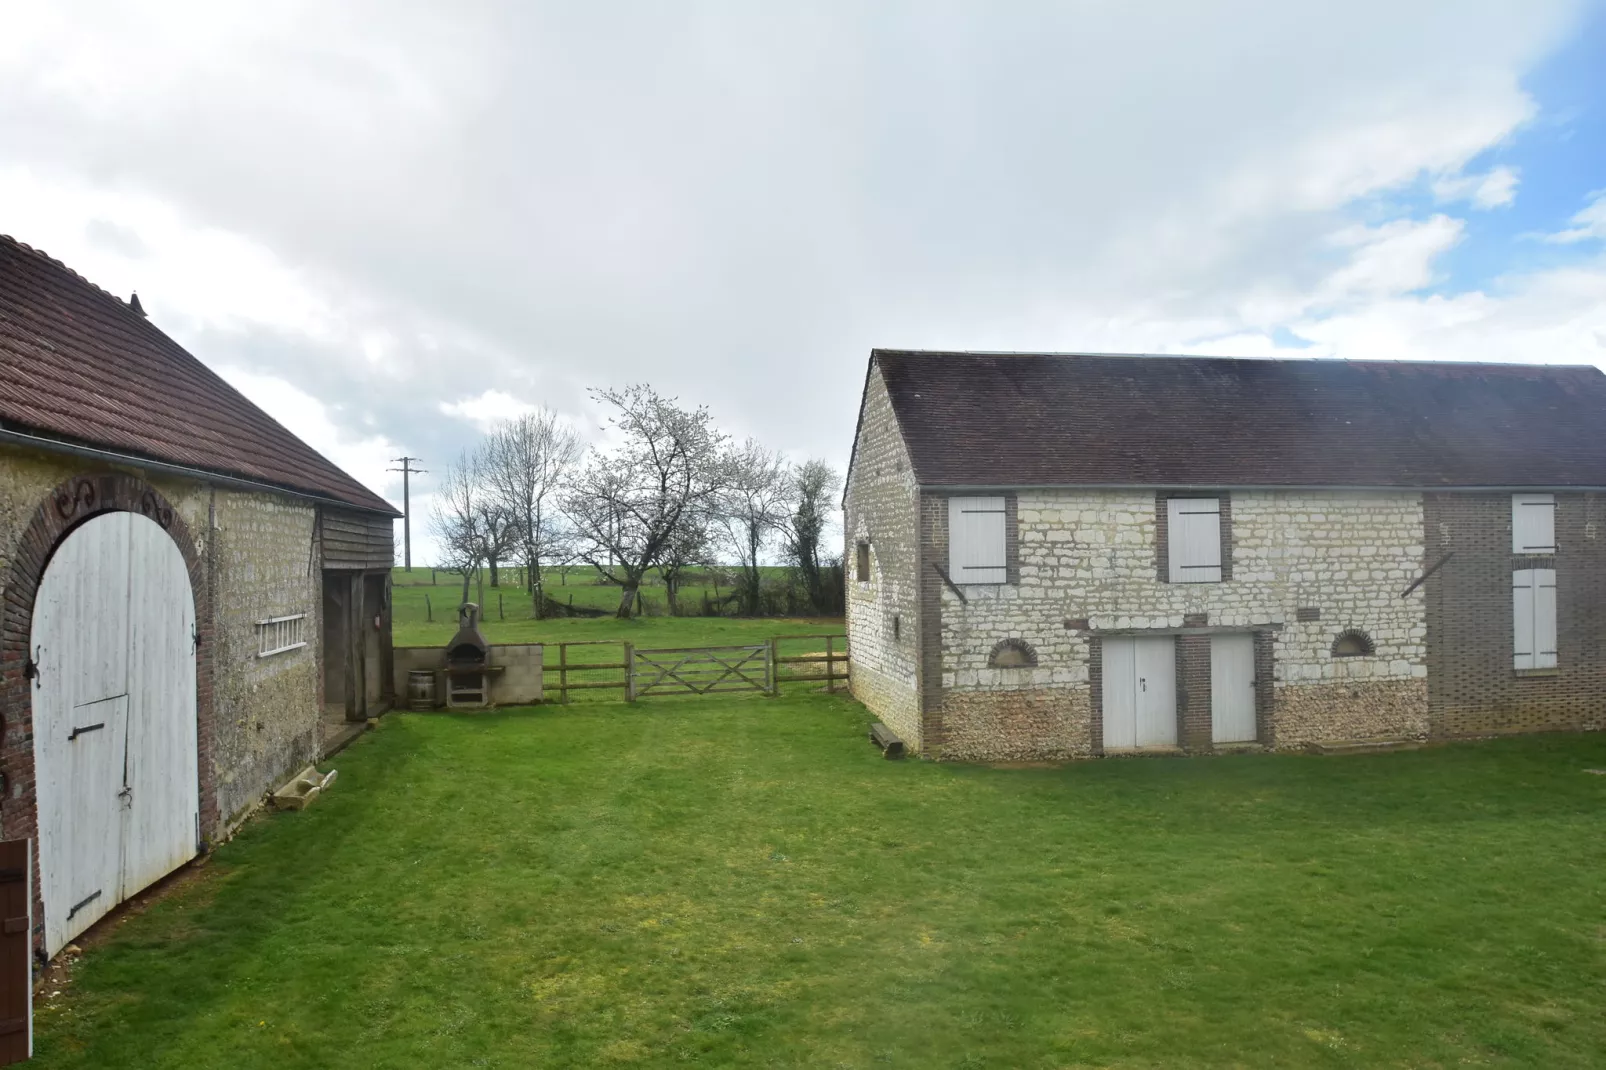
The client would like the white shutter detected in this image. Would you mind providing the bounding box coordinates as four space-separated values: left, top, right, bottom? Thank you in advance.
1167 498 1221 583
1512 494 1556 553
1512 570 1534 669
1534 568 1557 669
1513 568 1559 670
948 496 1007 584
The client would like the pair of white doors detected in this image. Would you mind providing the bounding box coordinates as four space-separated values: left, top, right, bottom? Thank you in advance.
30 512 199 957
1102 634 1256 749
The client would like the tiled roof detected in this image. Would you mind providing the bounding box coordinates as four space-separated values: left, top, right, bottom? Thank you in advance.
0 235 397 515
873 349 1606 488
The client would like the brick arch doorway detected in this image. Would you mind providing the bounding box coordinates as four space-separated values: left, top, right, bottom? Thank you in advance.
30 510 198 956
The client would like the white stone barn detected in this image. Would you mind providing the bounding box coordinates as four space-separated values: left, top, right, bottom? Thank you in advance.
845 349 1606 760
0 236 399 958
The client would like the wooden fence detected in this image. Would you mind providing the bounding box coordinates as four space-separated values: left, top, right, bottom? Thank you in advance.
547 634 847 703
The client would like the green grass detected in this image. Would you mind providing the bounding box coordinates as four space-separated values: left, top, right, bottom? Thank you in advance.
389 566 839 649
34 697 1606 1068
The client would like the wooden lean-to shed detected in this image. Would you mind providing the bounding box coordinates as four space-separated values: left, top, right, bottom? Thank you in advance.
0 234 400 962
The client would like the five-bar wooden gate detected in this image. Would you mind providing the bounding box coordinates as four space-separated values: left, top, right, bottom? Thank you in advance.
628 644 772 699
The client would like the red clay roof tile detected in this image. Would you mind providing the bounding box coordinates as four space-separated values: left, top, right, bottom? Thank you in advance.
0 235 398 515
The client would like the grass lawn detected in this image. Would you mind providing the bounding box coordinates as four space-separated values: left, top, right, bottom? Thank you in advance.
34 695 1606 1068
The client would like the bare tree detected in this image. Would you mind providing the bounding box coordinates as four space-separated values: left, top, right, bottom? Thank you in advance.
562 385 728 618
716 439 790 616
430 452 488 607
782 459 842 615
479 410 583 615
656 511 711 615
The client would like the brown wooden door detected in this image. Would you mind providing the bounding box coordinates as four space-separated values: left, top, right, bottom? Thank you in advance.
0 839 33 1063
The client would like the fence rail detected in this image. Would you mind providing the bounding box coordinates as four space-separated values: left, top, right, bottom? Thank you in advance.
546 634 846 703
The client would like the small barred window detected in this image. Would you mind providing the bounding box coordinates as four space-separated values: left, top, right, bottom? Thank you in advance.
257 614 308 658
1331 630 1375 658
987 638 1038 669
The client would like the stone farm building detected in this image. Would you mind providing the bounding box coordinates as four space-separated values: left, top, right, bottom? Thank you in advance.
845 349 1606 760
0 235 399 957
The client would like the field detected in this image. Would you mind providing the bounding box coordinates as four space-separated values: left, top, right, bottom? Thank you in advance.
32 690 1606 1068
389 565 836 648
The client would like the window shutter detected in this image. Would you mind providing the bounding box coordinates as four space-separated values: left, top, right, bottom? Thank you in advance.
948 496 1007 584
1512 570 1535 669
1167 498 1221 583
1534 568 1557 669
1512 494 1556 553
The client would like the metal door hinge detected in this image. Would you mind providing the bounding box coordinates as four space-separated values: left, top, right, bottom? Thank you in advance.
23 647 40 686
66 889 101 919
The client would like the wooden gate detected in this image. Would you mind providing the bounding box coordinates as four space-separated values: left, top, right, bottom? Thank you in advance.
628 645 773 698
31 512 199 957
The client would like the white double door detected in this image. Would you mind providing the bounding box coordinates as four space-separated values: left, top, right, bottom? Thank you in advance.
31 512 199 956
1104 634 1258 749
1102 637 1176 748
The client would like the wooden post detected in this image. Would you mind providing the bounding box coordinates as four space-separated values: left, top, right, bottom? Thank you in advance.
559 642 568 705
499 593 504 620
425 593 432 622
768 636 780 696
825 634 835 693
624 642 636 702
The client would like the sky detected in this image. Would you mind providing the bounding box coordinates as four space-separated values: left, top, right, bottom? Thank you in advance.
3 1 1605 564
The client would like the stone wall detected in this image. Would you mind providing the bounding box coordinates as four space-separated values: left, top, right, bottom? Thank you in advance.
393 644 544 707
206 490 323 827
927 488 1430 757
844 364 922 748
0 445 343 835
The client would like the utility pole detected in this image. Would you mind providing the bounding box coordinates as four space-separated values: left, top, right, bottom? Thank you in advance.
388 456 427 571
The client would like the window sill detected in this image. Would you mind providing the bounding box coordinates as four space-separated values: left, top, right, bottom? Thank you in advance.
1514 667 1560 678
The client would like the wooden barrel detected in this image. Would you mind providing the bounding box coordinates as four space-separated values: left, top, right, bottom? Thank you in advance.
407 670 436 710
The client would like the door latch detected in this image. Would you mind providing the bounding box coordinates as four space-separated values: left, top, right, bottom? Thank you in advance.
117 784 133 808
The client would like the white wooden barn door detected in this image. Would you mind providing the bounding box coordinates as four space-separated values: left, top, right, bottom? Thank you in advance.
30 512 198 957
1210 634 1257 743
1101 637 1177 749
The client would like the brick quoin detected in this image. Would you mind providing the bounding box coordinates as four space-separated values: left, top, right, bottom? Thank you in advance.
0 472 215 958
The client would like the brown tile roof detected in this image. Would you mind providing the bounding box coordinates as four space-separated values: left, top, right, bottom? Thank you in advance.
0 235 398 515
873 349 1606 488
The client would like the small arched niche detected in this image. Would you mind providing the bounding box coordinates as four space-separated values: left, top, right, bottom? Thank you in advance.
1331 629 1376 658
987 638 1038 669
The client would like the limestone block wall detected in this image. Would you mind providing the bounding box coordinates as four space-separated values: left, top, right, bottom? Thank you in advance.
844 365 921 747
206 490 322 827
394 644 545 707
0 445 351 834
934 488 1430 756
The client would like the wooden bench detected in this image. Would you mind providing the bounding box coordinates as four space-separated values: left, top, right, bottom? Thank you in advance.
869 723 905 759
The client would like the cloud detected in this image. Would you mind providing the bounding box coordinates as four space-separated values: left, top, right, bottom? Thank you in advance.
1544 189 1606 244
1432 165 1521 208
439 389 540 431
0 0 1599 571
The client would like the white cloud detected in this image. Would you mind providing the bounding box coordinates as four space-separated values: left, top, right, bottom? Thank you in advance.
439 390 540 431
1433 165 1520 208
1544 190 1606 244
0 0 1596 541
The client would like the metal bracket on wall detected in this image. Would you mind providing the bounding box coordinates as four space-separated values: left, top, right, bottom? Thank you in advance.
931 562 967 604
1401 552 1454 598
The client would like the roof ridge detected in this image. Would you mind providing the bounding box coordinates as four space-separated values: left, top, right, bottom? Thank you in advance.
0 233 148 316
872 348 1602 373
